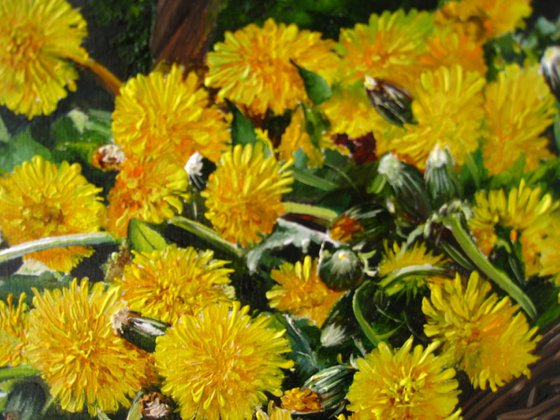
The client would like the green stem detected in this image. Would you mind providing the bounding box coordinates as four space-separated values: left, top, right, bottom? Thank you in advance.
0 366 39 382
379 265 449 290
169 217 244 259
292 168 338 191
283 202 338 222
0 232 116 264
445 213 537 319
352 281 399 346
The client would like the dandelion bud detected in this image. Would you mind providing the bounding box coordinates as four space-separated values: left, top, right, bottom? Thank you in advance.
319 247 364 291
425 147 463 208
92 143 125 172
184 151 216 191
541 46 560 100
378 153 432 220
329 204 392 244
364 76 413 126
112 309 168 352
303 365 355 410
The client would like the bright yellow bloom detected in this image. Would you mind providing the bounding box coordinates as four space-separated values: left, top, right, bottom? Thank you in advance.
26 279 149 415
113 64 230 163
256 402 292 420
330 215 365 243
203 144 293 247
423 272 540 391
347 337 460 419
281 387 322 412
278 106 325 168
115 245 233 324
535 226 560 284
0 294 28 367
154 302 293 420
336 10 433 90
206 18 338 116
0 0 88 118
468 180 559 276
106 156 189 237
267 256 343 327
0 156 105 272
483 64 556 175
322 83 399 140
437 0 531 41
386 66 485 169
419 27 487 74
378 241 448 295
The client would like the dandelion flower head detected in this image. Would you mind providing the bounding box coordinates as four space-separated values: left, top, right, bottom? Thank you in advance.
422 272 540 391
0 293 28 367
0 156 105 272
437 0 532 41
26 279 150 415
266 256 344 327
384 65 485 169
483 64 556 175
106 156 189 237
154 302 293 420
205 18 339 116
0 0 88 118
336 10 434 90
203 143 293 247
346 337 460 419
113 64 230 163
115 245 233 324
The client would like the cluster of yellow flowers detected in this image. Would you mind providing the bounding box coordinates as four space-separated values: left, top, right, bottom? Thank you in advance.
0 0 557 418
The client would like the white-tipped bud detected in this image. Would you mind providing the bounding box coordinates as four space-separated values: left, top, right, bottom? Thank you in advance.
541 46 560 100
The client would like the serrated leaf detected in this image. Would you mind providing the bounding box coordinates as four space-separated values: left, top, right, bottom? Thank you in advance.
229 101 257 146
296 64 332 105
0 130 51 175
128 219 168 252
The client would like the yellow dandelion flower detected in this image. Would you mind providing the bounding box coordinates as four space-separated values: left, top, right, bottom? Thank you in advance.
419 27 487 74
278 106 326 168
535 227 560 284
423 272 540 391
378 241 448 295
483 64 556 175
347 337 460 419
202 144 293 247
329 215 365 243
115 245 233 324
206 18 338 116
336 10 433 90
0 156 105 272
113 64 230 163
0 294 28 367
26 279 149 415
468 180 559 275
281 387 322 412
387 66 485 169
437 0 531 41
256 402 292 420
0 0 88 118
266 256 343 327
154 302 293 420
106 156 189 237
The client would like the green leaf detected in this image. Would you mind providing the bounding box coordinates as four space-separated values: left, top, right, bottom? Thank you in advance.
128 219 168 253
296 64 332 105
0 116 9 143
0 272 71 304
229 101 257 146
0 130 51 175
554 113 560 152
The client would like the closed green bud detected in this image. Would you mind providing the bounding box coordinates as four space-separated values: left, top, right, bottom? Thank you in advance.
424 147 463 208
112 309 168 352
303 365 355 410
541 46 560 100
364 76 413 126
378 153 432 220
319 247 364 291
4 379 47 420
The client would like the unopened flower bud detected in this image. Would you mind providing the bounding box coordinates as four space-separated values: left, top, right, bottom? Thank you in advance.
319 247 364 291
303 365 355 410
425 146 462 208
541 46 560 100
364 76 413 126
112 308 168 352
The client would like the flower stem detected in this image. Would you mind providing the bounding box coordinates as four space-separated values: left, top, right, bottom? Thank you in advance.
444 213 537 319
0 366 39 382
283 202 338 222
0 232 116 264
169 217 244 259
77 58 122 96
